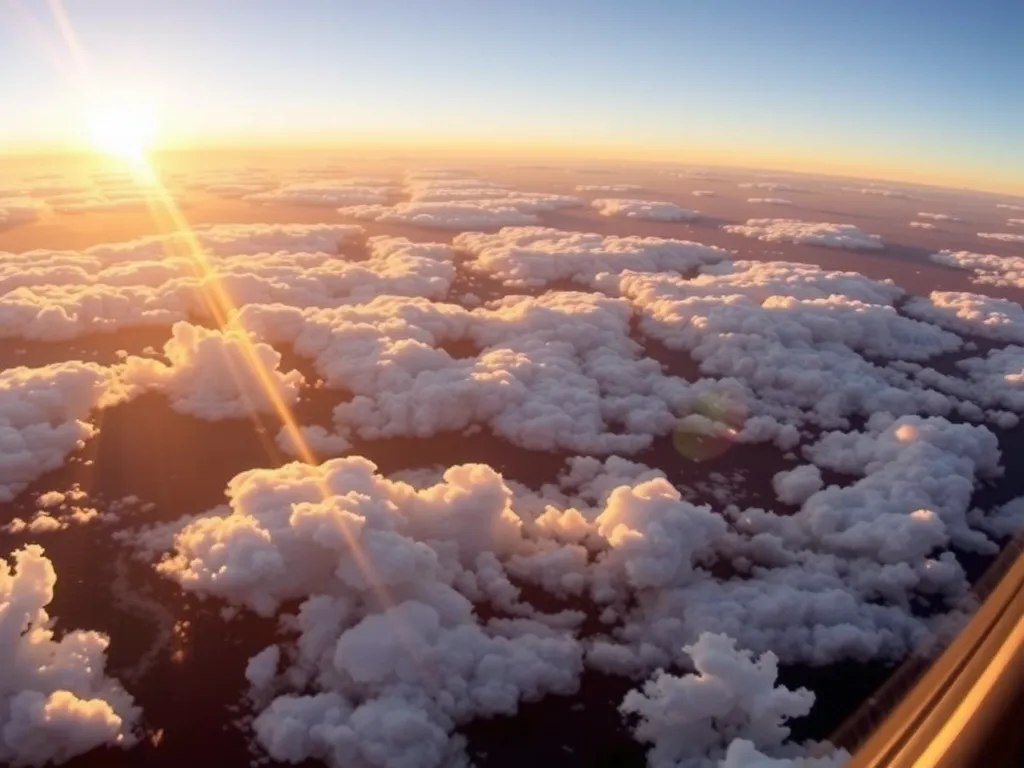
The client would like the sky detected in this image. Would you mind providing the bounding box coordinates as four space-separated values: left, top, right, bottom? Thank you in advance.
1 0 1022 192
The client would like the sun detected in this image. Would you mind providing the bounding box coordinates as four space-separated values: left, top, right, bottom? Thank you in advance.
87 103 156 164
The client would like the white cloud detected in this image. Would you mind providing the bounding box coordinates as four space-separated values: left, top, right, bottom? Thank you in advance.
0 223 448 341
245 180 393 207
607 260 962 434
929 249 1024 288
240 290 735 455
576 184 644 192
978 232 1024 244
909 221 936 229
341 193 581 230
0 362 124 502
340 201 542 229
455 226 730 287
692 190 717 197
722 219 884 250
739 182 804 192
0 198 45 228
44 185 177 214
0 546 139 765
1008 219 1024 227
904 291 1024 344
8 208 1024 766
996 203 1024 211
747 198 793 206
405 177 516 203
621 632 837 767
592 198 700 221
121 322 304 420
842 187 912 199
917 212 959 221
773 465 824 506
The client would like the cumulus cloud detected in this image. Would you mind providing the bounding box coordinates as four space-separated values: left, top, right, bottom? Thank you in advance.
240 290 736 455
340 201 542 229
917 213 959 222
747 198 793 206
773 465 824 506
606 259 965 436
0 546 140 765
0 224 467 341
739 182 804 193
404 177 517 203
621 633 839 767
722 219 884 250
44 185 176 214
244 180 393 207
576 184 644 192
978 232 1024 244
121 321 304 420
0 362 125 502
842 187 912 199
340 193 581 230
8 203 1024 767
592 198 700 221
929 249 1024 288
0 198 45 228
904 291 1024 344
455 226 730 288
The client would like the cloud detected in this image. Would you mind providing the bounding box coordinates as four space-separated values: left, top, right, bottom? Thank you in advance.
244 180 393 207
606 260 966 435
620 632 840 767
0 198 45 228
722 219 884 250
996 203 1024 211
41 183 182 214
917 213 959 222
739 182 805 193
842 187 912 199
929 249 1024 288
747 198 793 206
0 362 124 502
240 290 737 455
576 184 644 192
405 177 516 203
904 291 1024 344
9 207 1024 766
340 201 542 229
773 465 824 505
910 221 936 229
978 232 1024 244
120 321 304 420
0 223 447 341
692 190 717 197
340 195 581 230
0 546 140 765
455 226 730 287
591 198 701 221
1008 219 1024 227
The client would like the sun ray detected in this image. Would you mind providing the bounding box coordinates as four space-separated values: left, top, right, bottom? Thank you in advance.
44 0 402 629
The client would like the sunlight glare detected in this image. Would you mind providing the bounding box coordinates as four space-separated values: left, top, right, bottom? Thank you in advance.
87 103 156 164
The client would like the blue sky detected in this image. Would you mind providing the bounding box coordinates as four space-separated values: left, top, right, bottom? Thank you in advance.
2 0 1022 189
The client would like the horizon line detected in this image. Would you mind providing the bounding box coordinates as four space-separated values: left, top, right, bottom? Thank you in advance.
2 139 1022 199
